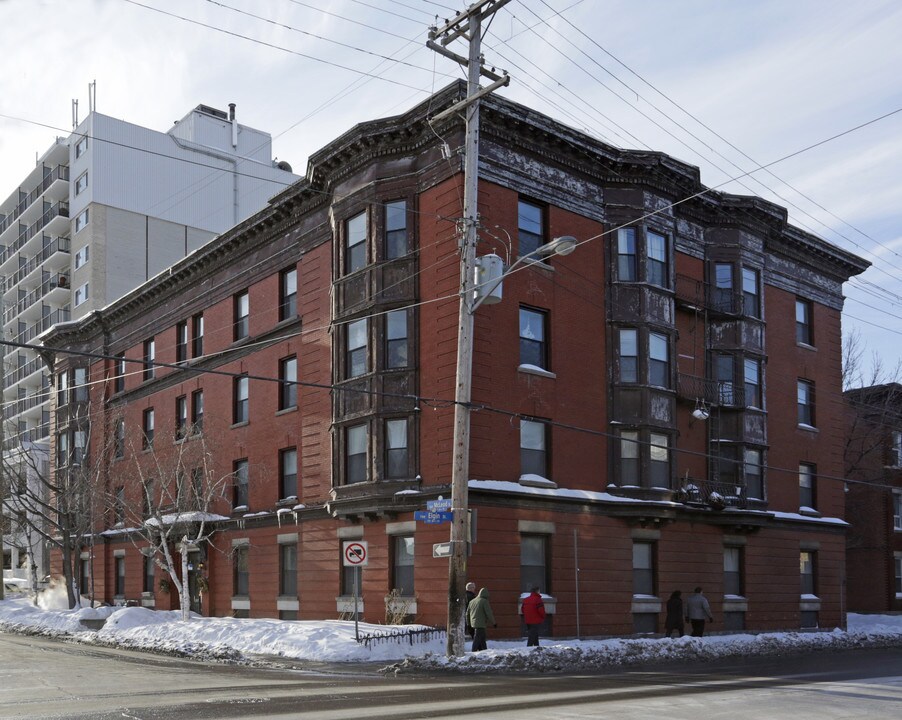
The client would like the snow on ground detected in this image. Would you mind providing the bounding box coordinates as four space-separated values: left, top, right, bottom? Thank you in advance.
1 585 900 673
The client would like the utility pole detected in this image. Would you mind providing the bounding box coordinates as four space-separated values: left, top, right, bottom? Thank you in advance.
427 0 511 657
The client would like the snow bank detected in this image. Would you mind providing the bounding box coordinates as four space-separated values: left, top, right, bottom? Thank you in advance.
1 593 900 671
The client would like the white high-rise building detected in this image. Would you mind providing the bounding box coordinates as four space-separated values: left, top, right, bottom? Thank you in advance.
0 103 297 583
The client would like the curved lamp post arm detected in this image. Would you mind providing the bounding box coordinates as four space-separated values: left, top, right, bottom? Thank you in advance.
469 235 578 313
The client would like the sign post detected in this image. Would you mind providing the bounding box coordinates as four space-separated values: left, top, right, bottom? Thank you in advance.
342 541 368 641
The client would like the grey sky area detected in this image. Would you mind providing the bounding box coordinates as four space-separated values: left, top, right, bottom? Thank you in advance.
2 0 900 377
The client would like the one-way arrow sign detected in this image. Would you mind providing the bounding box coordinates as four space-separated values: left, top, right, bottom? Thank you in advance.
432 542 452 558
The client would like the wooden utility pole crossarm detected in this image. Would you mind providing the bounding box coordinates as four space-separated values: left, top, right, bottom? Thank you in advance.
427 0 513 658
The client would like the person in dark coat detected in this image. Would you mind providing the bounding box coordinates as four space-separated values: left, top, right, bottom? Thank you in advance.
664 590 684 638
467 587 496 652
521 586 546 647
464 582 476 638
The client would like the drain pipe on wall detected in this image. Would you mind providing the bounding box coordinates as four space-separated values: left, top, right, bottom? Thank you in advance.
574 528 581 639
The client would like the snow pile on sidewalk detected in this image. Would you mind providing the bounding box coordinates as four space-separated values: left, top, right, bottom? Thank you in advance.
1 585 900 671
392 615 902 673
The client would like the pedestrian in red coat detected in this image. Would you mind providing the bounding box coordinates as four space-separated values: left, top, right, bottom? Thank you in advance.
521 586 546 647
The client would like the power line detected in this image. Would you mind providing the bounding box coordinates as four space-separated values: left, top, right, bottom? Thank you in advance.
121 0 431 93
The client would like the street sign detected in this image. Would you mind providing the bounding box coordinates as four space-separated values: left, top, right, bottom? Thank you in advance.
414 510 453 524
342 540 368 567
433 542 452 558
426 498 453 512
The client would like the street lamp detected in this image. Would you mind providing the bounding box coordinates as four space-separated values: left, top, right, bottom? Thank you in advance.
447 235 580 656
471 235 579 312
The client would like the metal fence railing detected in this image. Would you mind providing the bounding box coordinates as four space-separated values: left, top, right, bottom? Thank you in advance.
357 625 445 649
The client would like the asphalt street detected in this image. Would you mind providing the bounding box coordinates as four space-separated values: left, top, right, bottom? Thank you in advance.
1 631 901 719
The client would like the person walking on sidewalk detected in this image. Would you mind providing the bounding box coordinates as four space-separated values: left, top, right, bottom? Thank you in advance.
468 587 496 652
664 590 684 638
685 586 714 637
465 582 477 638
521 586 546 647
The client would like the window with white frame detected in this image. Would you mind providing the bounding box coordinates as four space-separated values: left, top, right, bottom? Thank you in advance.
345 211 367 274
648 433 670 488
619 328 638 383
233 545 249 597
620 430 639 485
347 319 367 378
346 424 367 484
895 553 901 598
391 535 415 596
280 447 297 499
714 262 733 312
75 209 89 233
647 230 668 288
234 291 249 341
74 283 89 307
74 245 89 269
385 418 408 479
799 463 816 510
233 459 249 509
385 310 408 369
520 534 549 593
744 358 761 408
517 199 544 257
796 299 813 345
617 228 637 281
279 267 297 321
75 171 88 195
648 332 669 387
75 135 88 158
520 419 548 478
279 356 297 410
741 266 760 317
724 546 743 596
385 200 408 259
143 339 155 381
632 541 655 596
892 431 902 467
745 448 764 500
280 542 298 597
519 307 548 370
800 550 816 596
142 408 154 450
797 379 815 427
233 375 249 424
894 491 901 531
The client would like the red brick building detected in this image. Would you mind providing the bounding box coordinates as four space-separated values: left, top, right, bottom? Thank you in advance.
42 82 868 635
845 384 902 612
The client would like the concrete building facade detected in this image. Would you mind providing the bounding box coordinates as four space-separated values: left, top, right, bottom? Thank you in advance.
0 103 296 585
41 83 868 636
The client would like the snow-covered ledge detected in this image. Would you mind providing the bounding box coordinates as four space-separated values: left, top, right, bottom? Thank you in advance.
800 594 821 612
722 594 747 612
336 597 364 614
384 596 417 614
231 597 250 611
631 595 662 614
518 364 556 379
519 473 557 489
277 598 299 612
141 592 155 608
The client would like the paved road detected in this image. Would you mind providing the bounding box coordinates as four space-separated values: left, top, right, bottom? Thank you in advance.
2 631 902 719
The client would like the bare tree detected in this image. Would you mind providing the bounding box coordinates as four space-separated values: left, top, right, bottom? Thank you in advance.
105 423 232 622
2 432 102 608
